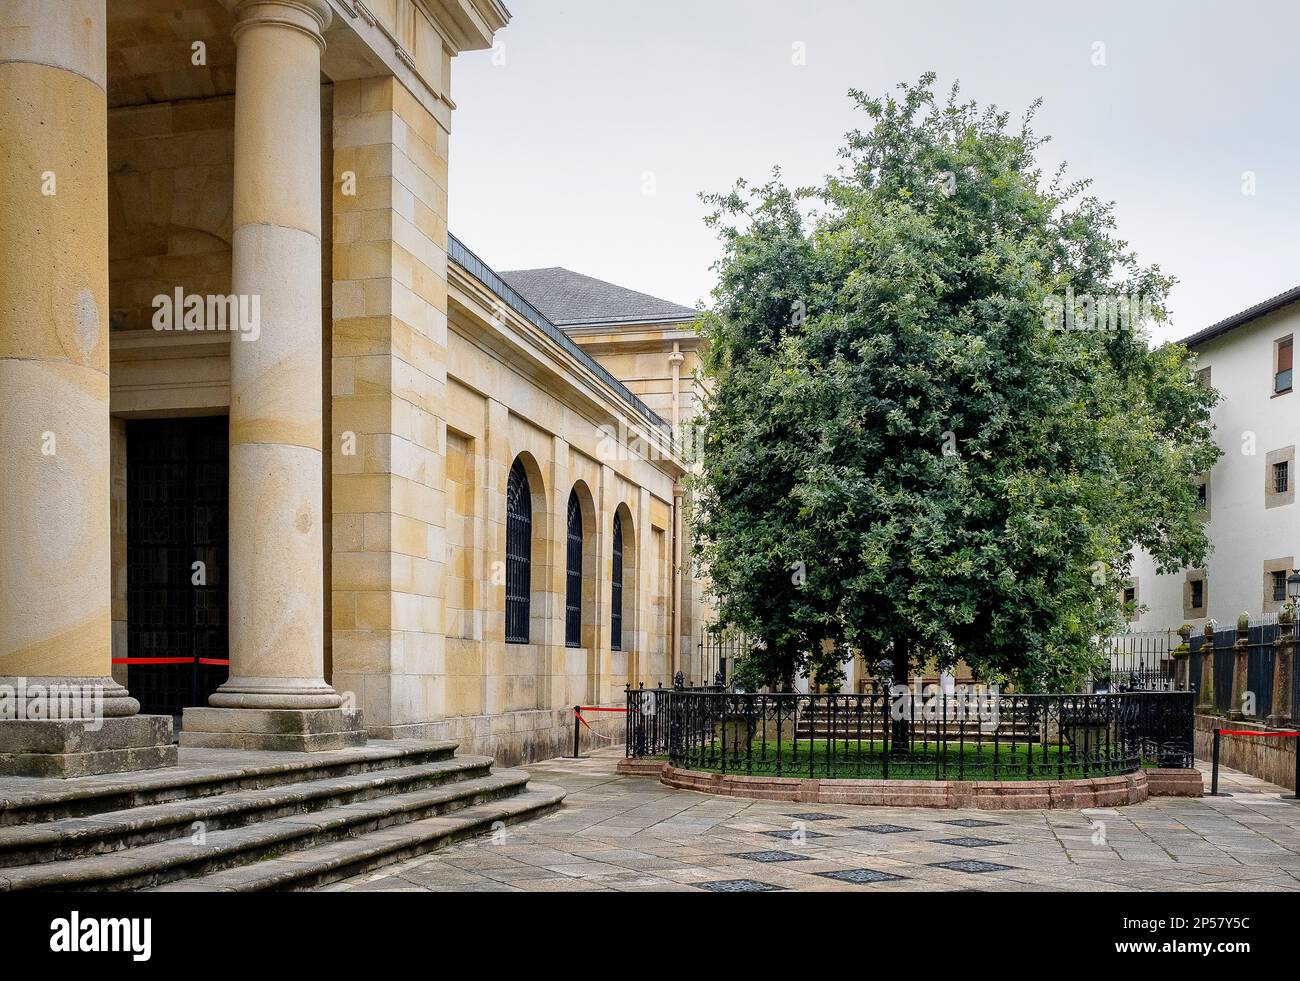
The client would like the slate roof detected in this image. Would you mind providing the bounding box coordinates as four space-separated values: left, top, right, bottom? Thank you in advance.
500 267 696 327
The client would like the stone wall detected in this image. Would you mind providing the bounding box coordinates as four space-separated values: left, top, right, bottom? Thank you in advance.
1195 714 1298 792
96 46 685 769
108 97 234 335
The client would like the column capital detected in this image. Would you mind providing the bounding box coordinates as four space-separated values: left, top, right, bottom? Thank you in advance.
224 0 333 47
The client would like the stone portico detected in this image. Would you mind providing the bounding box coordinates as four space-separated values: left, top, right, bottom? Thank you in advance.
0 0 705 776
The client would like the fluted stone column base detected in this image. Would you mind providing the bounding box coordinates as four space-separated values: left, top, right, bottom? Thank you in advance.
180 707 365 752
0 715 176 778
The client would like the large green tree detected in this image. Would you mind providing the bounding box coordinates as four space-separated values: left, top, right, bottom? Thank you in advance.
692 76 1220 694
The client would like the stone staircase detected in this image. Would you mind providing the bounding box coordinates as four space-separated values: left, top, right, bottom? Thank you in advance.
0 739 564 892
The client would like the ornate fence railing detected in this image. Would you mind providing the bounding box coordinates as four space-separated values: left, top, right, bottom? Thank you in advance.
625 682 722 758
627 687 1195 780
1101 630 1177 691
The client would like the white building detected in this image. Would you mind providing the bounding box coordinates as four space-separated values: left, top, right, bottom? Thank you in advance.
1128 287 1299 633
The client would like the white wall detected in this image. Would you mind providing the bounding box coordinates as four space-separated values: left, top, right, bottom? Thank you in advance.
1129 302 1299 632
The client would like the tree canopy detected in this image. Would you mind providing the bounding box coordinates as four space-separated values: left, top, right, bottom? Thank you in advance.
691 75 1220 693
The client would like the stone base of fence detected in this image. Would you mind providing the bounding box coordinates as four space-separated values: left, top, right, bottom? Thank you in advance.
659 766 1198 809
1145 768 1205 796
615 757 668 777
1194 714 1298 792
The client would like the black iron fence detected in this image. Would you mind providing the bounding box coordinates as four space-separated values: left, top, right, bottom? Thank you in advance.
1247 620 1277 719
625 681 722 758
686 626 752 689
1101 630 1176 691
628 687 1195 780
1187 616 1300 720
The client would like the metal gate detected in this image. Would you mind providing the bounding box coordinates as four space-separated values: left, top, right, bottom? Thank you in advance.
125 417 229 717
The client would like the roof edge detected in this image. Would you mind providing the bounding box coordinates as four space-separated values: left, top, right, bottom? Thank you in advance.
1179 284 1300 348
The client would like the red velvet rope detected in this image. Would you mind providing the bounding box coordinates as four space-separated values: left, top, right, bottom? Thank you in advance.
1217 729 1300 737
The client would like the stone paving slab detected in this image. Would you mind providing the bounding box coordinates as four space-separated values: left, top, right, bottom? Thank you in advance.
325 750 1300 893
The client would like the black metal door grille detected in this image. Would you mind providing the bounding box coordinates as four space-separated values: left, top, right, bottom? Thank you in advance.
611 512 623 651
565 490 582 647
505 458 532 644
125 417 229 716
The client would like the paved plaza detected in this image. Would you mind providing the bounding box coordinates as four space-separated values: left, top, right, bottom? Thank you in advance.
326 749 1300 892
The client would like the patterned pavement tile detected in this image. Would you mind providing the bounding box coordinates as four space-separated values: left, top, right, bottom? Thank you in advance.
760 829 832 841
327 749 1300 893
814 868 907 884
940 819 1006 828
694 878 785 892
732 850 814 863
929 860 1017 874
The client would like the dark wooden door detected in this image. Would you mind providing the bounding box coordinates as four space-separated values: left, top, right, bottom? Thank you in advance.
125 417 228 716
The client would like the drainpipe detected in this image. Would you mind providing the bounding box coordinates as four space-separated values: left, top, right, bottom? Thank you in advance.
668 344 686 678
669 342 683 435
672 482 684 679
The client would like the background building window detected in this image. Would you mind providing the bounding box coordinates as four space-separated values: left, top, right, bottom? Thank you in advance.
505 458 532 645
1273 570 1288 603
565 489 583 648
1274 461 1290 495
1196 480 1208 509
1277 335 1294 394
1190 579 1204 610
611 512 624 651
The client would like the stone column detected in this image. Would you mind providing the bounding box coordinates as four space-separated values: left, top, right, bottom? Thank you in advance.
0 0 174 775
1228 613 1249 721
182 0 363 751
1198 621 1217 713
1268 608 1296 728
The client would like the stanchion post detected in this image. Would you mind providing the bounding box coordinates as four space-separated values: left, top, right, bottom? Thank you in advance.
572 706 581 759
1292 736 1300 801
1211 728 1221 796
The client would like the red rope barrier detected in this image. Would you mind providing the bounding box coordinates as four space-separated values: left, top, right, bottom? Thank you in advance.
1217 729 1300 738
1211 727 1300 799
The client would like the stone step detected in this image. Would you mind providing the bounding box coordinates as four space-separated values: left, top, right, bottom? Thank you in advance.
0 739 459 827
0 754 496 868
0 768 539 892
147 785 567 892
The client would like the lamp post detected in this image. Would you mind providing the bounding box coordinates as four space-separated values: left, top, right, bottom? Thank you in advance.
1289 568 1300 611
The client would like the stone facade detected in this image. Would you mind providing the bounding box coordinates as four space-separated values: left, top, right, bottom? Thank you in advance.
1 0 701 772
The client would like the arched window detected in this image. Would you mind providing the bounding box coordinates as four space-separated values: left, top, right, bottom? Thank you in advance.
565 489 583 648
611 511 623 651
505 458 532 644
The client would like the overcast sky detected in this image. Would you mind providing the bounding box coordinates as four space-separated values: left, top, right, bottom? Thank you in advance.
447 0 1300 344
